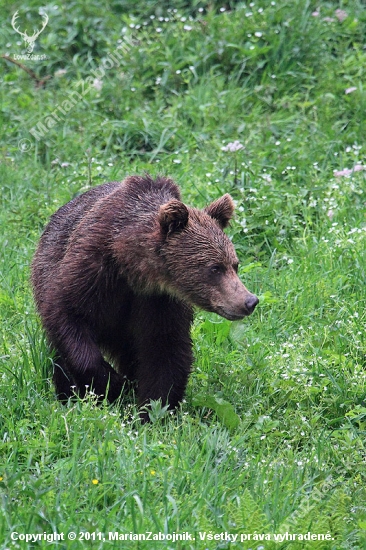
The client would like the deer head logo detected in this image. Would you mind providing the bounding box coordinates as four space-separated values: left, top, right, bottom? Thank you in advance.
11 11 48 54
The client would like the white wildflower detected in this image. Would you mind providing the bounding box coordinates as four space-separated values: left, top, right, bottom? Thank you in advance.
221 140 244 152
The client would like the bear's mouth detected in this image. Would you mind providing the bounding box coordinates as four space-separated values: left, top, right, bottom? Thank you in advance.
213 306 250 321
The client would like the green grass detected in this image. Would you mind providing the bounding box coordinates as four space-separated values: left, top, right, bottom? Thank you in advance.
1 0 366 548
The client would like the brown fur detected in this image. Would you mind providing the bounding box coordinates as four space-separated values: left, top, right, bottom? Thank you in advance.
31 175 258 420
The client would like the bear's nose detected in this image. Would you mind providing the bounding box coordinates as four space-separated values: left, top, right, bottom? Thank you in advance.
245 294 259 314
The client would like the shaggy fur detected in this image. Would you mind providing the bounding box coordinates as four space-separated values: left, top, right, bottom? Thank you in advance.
31 175 258 419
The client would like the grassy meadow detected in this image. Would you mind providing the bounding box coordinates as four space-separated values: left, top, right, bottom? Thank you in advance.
0 0 366 548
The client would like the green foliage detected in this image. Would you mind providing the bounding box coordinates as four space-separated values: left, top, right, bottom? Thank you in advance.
229 488 271 534
1 0 366 547
192 395 240 430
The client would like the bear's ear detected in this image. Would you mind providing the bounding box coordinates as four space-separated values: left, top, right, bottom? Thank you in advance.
158 200 189 236
204 194 235 228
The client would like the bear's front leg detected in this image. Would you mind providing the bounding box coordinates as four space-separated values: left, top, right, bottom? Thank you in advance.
48 320 125 403
130 295 194 422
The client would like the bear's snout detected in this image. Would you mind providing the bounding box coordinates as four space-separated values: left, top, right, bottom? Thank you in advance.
225 291 258 320
244 293 259 315
219 291 258 320
212 274 259 321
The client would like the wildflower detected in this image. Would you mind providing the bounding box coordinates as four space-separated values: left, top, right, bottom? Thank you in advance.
221 140 243 152
150 470 156 476
345 87 357 94
0 477 3 482
55 69 67 77
334 165 365 177
335 9 347 22
93 79 103 91
92 479 99 485
311 11 320 17
183 25 192 31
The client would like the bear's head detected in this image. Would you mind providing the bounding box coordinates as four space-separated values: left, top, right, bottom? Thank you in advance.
159 194 258 320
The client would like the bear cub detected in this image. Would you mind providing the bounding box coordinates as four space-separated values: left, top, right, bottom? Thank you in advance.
32 175 258 419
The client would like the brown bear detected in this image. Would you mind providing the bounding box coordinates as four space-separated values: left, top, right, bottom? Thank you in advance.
31 175 258 420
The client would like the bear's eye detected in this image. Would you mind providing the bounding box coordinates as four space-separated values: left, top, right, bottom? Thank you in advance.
233 263 239 273
210 264 225 275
